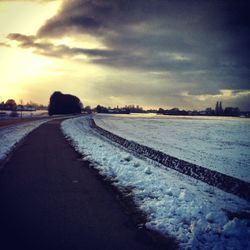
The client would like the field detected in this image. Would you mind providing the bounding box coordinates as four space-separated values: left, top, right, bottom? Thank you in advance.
0 110 48 128
94 114 250 182
62 116 250 249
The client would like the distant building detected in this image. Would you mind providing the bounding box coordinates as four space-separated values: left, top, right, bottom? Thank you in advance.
215 101 223 115
205 107 214 115
199 111 207 115
95 105 130 114
124 104 145 113
16 105 36 111
224 107 240 117
157 108 188 115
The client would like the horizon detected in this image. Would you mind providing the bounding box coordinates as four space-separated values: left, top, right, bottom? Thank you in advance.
1 96 248 113
0 0 250 111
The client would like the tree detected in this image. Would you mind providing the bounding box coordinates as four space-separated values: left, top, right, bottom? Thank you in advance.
48 91 83 116
224 107 240 117
95 105 108 113
5 99 16 106
83 106 92 114
157 108 165 114
5 99 16 110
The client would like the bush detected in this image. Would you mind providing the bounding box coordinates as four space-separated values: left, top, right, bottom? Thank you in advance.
48 91 83 116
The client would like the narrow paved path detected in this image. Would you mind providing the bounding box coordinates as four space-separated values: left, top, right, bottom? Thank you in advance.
0 119 176 250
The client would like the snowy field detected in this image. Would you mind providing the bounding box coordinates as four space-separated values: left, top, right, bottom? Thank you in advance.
62 116 250 250
0 110 48 119
94 114 250 183
0 119 50 161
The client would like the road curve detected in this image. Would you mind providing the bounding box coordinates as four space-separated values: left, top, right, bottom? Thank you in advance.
0 119 177 250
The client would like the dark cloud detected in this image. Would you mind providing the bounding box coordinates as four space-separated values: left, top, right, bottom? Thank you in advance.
7 0 250 109
7 32 120 59
230 93 250 111
36 0 250 95
7 33 35 46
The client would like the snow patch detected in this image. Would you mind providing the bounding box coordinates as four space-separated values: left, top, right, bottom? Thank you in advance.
0 119 50 161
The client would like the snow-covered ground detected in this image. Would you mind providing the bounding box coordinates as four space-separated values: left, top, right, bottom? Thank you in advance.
0 119 51 161
0 115 81 162
62 116 250 250
0 110 48 119
94 114 250 183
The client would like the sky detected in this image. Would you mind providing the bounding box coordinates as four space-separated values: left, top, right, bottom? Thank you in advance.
0 0 250 110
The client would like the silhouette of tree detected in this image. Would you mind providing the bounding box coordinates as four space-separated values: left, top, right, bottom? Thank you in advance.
5 99 16 110
83 106 92 114
95 105 108 113
48 91 83 116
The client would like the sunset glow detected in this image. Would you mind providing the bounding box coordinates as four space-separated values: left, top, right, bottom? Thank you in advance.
0 0 249 110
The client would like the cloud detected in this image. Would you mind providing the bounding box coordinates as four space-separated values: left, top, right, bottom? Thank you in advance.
7 32 120 59
5 0 250 109
36 0 250 94
7 33 35 45
0 42 10 47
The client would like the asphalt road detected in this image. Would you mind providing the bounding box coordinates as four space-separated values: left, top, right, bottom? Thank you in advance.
0 119 177 250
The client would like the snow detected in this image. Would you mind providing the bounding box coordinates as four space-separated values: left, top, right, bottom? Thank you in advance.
94 113 250 182
62 116 250 250
0 115 80 162
0 119 50 161
0 110 48 119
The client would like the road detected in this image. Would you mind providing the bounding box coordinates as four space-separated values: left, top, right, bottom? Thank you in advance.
0 119 177 250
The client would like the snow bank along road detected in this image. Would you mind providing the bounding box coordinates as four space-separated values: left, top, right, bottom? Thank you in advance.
0 118 51 163
0 118 174 250
91 118 250 202
62 116 250 250
0 115 80 165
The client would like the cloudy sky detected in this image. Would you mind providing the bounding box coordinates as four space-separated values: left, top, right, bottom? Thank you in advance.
0 0 250 110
